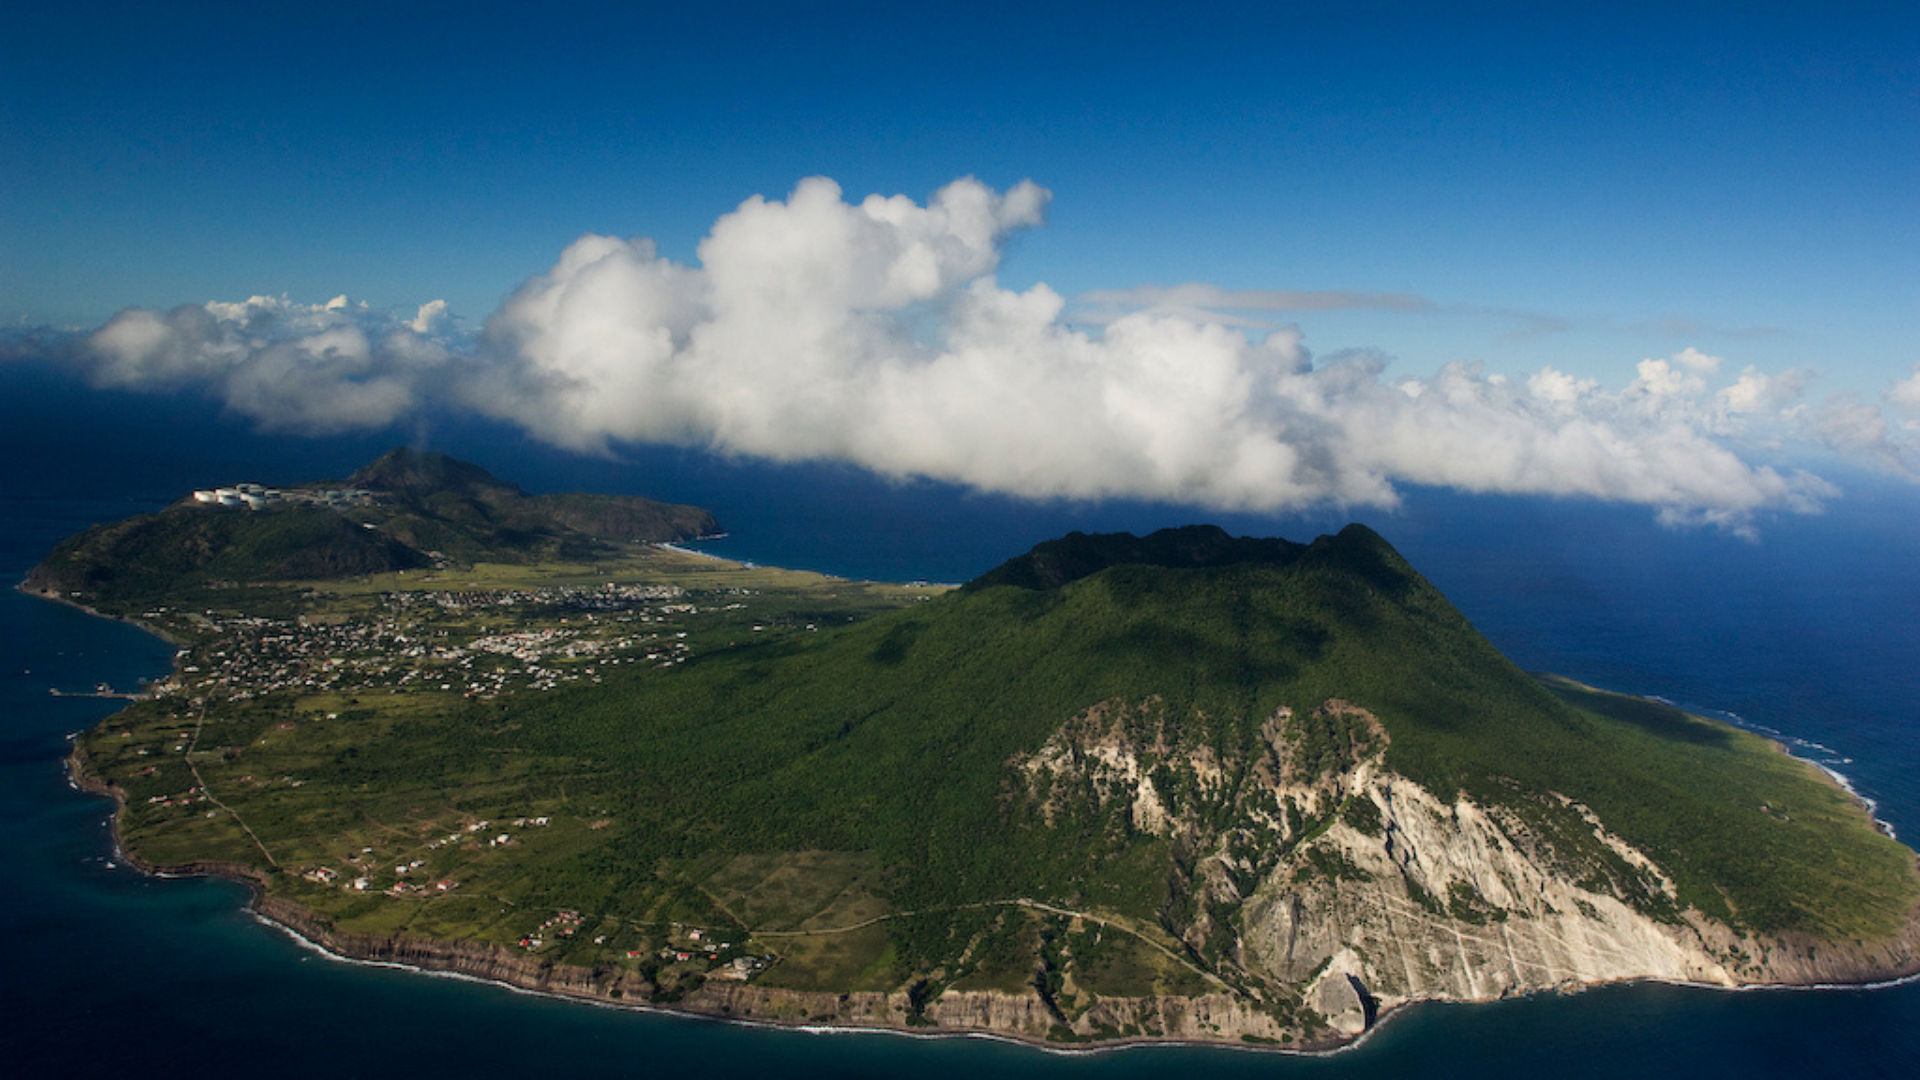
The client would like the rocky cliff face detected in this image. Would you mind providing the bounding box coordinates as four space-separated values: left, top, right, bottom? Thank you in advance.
1013 697 1920 1040
1237 770 1728 1035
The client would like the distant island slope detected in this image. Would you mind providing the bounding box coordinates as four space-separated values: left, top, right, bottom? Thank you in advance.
34 452 1920 1050
25 447 720 605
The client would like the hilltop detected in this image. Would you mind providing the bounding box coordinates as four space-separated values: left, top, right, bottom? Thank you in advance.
961 523 1312 591
44 484 1920 1048
23 449 719 610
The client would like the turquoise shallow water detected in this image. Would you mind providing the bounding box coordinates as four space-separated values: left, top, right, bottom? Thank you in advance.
6 482 1920 1079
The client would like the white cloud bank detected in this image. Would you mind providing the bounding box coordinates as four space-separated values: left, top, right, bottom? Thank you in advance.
67 176 1919 528
82 294 456 431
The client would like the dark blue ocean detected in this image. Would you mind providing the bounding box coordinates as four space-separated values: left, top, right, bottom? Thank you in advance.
3 388 1918 1078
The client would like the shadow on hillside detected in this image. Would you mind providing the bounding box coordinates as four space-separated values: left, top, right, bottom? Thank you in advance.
1537 675 1733 748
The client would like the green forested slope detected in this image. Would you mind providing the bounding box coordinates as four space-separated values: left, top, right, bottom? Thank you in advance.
26 448 719 607
486 523 1912 942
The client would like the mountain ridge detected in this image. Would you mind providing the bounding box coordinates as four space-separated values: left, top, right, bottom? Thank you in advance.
23 448 719 605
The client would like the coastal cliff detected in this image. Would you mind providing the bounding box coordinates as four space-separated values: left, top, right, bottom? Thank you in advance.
1012 696 1920 1039
236 896 1336 1048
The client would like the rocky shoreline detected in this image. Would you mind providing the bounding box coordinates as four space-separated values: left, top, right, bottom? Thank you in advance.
242 899 1368 1053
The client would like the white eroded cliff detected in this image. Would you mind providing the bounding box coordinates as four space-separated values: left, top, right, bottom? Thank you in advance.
1016 697 1749 1037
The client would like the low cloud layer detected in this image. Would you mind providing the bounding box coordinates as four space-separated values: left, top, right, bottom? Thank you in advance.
81 294 457 431
62 176 1920 528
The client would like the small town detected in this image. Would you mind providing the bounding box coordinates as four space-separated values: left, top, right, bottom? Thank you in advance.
93 557 811 992
140 583 721 703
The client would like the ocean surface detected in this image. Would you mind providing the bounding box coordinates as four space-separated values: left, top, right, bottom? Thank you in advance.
6 445 1920 1079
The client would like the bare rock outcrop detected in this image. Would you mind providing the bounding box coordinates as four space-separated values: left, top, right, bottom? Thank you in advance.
1012 695 1920 1043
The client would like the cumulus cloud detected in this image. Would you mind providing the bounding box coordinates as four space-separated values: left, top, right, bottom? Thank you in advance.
1806 394 1914 474
74 294 457 431
409 299 450 334
1886 364 1920 428
1526 366 1598 405
1629 355 1709 400
1720 365 1812 415
60 176 1916 528
1671 346 1723 374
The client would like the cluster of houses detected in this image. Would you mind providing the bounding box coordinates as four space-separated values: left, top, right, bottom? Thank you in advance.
512 914 771 980
144 785 206 808
299 865 461 896
189 482 379 511
384 878 460 897
168 600 690 703
425 816 551 853
519 910 586 950
650 940 767 980
396 583 689 612
298 815 554 897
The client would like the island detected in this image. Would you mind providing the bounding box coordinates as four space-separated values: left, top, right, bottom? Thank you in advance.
27 450 1920 1050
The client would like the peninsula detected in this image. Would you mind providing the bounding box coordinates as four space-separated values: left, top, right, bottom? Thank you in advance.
31 451 1920 1049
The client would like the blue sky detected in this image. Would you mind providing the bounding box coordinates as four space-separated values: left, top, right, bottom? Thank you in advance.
5 1 1917 526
